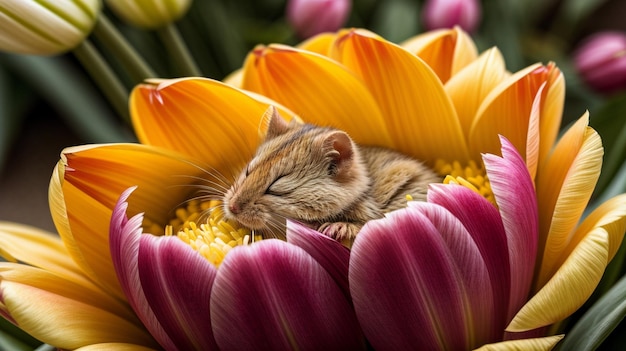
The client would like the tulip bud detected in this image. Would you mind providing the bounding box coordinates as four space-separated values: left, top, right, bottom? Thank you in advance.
573 31 626 94
422 0 481 33
0 0 101 55
104 0 192 29
286 0 351 39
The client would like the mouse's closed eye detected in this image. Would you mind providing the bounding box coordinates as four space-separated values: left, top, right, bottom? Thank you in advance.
265 174 292 196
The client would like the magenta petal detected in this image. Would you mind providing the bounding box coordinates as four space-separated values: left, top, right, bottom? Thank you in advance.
210 239 365 350
109 187 177 350
428 184 511 332
137 235 218 350
286 220 351 300
408 201 498 344
483 136 538 320
350 207 472 350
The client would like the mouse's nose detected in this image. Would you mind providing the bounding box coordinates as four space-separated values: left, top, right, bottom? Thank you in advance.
228 202 241 214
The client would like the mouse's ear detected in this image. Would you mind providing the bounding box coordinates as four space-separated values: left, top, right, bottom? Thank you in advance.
323 131 355 181
263 105 290 139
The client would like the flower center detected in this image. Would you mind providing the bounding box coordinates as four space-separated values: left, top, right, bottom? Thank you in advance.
164 199 261 267
435 159 495 205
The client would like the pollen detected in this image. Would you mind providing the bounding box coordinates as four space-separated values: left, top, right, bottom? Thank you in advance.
164 199 261 267
435 159 496 206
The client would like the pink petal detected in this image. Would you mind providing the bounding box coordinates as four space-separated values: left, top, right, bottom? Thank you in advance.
109 187 177 350
137 235 218 350
428 184 511 332
483 136 538 321
408 201 498 344
286 220 351 300
350 206 473 350
210 239 365 350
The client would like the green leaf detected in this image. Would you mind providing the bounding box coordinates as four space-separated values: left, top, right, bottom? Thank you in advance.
0 65 18 170
0 317 40 350
547 0 611 41
590 93 626 198
560 0 611 27
175 8 221 79
560 274 626 350
0 330 35 351
90 14 156 82
0 65 37 171
0 53 134 143
478 0 524 70
156 23 202 77
369 0 420 43
189 0 248 77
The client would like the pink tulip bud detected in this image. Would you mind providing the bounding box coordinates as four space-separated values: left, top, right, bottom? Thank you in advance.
573 31 626 94
422 0 481 33
287 0 351 39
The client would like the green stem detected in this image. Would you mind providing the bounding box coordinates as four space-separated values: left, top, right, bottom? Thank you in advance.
72 40 130 123
92 14 157 81
157 23 202 77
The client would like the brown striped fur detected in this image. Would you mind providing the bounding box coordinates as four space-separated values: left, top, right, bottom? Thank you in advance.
223 107 440 242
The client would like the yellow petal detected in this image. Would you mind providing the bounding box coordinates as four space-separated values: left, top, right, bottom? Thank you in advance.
0 263 138 325
60 143 216 225
241 43 392 148
0 276 156 349
131 77 282 168
444 47 507 138
401 26 478 83
525 82 546 181
537 115 603 286
0 222 87 285
474 335 563 350
222 68 243 88
330 28 469 164
507 228 609 332
469 63 552 159
296 32 337 55
51 143 209 301
564 194 626 264
538 64 565 167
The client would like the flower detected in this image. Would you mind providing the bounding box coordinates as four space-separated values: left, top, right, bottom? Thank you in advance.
238 27 626 338
347 136 549 348
1 27 625 349
573 31 626 94
422 0 481 33
286 0 352 39
0 0 101 55
110 186 366 349
104 0 192 29
0 222 158 349
239 28 563 176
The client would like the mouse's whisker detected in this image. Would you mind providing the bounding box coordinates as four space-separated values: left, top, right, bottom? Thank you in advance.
179 193 222 206
198 203 225 223
171 176 231 193
263 215 287 240
168 185 226 200
180 160 233 185
195 188 227 199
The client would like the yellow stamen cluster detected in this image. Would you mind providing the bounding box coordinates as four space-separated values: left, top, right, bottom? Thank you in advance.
435 159 496 206
164 199 260 267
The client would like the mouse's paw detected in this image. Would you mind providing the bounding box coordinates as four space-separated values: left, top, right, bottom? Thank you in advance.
319 222 362 242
